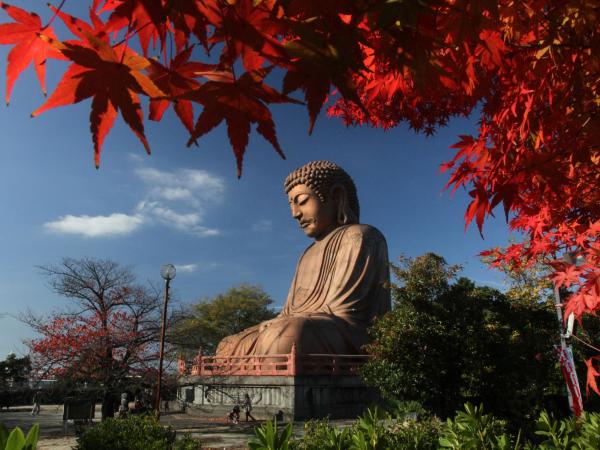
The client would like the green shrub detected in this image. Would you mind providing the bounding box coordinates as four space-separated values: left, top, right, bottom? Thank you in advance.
290 418 351 450
75 414 177 450
534 410 600 449
248 420 293 450
350 407 388 450
385 417 441 450
438 403 521 450
363 254 566 428
290 406 440 450
173 433 202 450
534 411 577 449
573 412 600 449
0 424 39 450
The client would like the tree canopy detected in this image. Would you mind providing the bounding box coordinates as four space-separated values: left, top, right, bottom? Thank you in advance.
363 253 569 428
23 258 162 419
0 0 597 387
171 284 276 355
0 353 31 389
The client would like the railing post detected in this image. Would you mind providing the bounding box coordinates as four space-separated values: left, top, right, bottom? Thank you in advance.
178 354 186 375
290 344 297 375
197 346 203 376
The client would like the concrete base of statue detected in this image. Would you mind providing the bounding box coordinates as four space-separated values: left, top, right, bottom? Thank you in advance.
177 374 379 421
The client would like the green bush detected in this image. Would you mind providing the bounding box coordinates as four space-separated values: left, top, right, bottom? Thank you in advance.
289 406 440 450
385 417 441 450
258 404 600 450
439 403 600 449
439 403 520 450
0 424 39 450
173 433 202 450
75 414 177 450
290 418 351 450
363 253 566 429
248 420 293 450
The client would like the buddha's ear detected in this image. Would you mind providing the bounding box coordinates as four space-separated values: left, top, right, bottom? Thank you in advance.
331 184 357 225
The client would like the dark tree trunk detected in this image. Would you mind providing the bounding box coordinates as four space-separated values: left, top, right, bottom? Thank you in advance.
101 390 115 420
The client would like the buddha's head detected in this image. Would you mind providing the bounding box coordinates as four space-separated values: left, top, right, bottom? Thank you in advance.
284 161 359 240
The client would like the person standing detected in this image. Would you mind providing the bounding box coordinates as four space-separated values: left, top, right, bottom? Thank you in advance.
243 394 256 422
31 390 41 416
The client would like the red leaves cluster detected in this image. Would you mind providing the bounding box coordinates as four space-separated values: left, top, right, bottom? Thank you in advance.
0 2 64 104
1 0 598 392
28 310 157 382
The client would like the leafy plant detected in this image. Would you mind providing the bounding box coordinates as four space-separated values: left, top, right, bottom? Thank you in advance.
534 411 577 449
0 424 39 450
248 420 293 450
350 407 387 450
172 433 202 450
363 253 565 427
573 412 600 449
385 416 441 450
290 418 351 450
438 403 521 450
75 414 177 450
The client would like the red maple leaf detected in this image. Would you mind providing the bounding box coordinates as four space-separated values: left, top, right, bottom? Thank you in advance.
147 46 213 134
49 3 107 42
586 357 600 397
464 184 492 236
184 67 301 177
552 265 582 289
167 0 210 51
31 32 165 167
0 2 64 104
105 0 166 56
211 0 285 72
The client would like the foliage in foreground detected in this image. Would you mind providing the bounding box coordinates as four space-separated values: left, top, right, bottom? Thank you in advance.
0 424 39 450
255 403 600 450
249 419 293 450
75 415 200 450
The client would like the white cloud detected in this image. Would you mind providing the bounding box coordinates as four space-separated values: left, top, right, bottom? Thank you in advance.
175 264 198 273
157 187 194 202
136 201 219 236
45 167 225 238
135 168 224 203
252 220 272 232
128 153 145 162
44 214 144 237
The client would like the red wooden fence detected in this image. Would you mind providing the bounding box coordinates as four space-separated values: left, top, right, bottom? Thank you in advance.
178 344 370 377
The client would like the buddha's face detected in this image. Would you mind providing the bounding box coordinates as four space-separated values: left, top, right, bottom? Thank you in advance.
288 184 337 240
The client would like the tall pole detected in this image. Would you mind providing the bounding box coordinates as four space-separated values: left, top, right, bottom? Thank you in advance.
553 285 583 416
155 277 171 420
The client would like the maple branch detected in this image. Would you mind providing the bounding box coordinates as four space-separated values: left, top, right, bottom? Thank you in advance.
113 20 154 49
217 0 237 81
42 0 67 31
120 15 135 65
570 333 600 354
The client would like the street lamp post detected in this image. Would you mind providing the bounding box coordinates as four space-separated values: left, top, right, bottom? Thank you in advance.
156 264 176 420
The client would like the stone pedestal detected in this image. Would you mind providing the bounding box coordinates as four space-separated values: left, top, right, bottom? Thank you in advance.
178 375 379 421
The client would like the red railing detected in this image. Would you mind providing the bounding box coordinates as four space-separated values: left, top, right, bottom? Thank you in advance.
178 344 370 377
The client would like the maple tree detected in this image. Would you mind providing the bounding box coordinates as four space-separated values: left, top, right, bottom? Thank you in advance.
0 1 597 390
22 258 163 419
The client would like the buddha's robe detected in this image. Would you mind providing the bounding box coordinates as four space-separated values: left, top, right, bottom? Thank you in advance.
215 224 391 356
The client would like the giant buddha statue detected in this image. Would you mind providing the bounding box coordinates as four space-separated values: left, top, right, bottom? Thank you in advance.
216 161 391 356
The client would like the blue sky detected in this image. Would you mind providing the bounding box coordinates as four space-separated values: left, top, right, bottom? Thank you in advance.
0 1 512 358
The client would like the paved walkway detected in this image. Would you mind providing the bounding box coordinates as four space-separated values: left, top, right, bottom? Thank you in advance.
0 405 260 449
